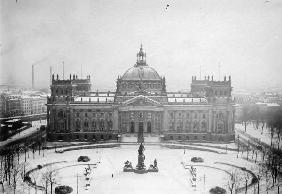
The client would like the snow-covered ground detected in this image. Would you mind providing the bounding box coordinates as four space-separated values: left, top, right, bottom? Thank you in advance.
3 144 264 194
235 123 281 149
2 122 280 194
3 142 281 194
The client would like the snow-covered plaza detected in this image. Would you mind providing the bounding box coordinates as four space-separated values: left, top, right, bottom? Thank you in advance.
15 143 262 194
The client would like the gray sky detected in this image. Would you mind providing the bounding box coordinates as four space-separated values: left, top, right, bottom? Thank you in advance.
1 0 282 92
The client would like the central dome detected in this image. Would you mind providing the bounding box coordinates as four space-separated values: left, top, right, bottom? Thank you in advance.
121 45 161 81
121 65 161 81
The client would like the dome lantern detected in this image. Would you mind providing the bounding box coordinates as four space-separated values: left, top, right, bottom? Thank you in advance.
136 44 147 66
120 45 161 81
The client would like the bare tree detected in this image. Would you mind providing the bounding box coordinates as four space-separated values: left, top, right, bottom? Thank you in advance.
239 105 251 132
243 171 251 194
10 162 24 194
41 166 59 194
252 163 267 194
0 155 5 193
30 167 41 194
226 170 241 194
264 169 272 194
19 162 30 194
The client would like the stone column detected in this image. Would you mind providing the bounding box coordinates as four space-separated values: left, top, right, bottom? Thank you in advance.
163 109 168 132
212 111 216 133
226 111 229 133
144 120 147 133
208 109 212 132
173 111 176 131
66 110 69 132
135 121 138 133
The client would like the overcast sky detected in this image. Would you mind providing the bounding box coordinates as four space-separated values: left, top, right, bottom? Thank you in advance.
1 0 282 92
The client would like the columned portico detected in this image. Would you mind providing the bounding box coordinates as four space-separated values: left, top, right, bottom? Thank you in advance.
118 109 164 134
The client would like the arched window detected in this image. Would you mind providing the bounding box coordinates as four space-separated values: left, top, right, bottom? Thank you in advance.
169 121 174 131
76 120 80 131
193 121 198 130
201 121 206 131
100 119 104 130
92 120 96 129
185 121 190 131
217 122 224 133
84 120 89 128
58 110 64 119
219 112 224 120
108 120 113 130
177 120 182 131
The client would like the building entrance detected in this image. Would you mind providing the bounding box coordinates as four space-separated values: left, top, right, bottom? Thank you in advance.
147 121 151 133
130 122 135 133
138 122 144 143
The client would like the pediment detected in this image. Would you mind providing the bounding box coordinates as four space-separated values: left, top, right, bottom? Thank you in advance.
122 95 161 106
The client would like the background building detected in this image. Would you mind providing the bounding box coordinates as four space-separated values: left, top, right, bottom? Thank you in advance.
47 46 235 142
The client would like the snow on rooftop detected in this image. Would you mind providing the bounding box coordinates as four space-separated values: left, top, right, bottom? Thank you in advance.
167 97 207 103
74 96 114 103
90 92 115 97
167 93 189 97
6 119 21 122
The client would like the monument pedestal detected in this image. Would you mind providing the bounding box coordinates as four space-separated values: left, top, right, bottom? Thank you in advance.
134 154 147 173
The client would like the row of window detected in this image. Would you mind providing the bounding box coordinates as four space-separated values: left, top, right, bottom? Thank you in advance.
52 87 72 96
75 112 112 118
214 90 230 96
56 134 116 141
75 120 113 131
169 112 226 120
120 82 162 89
169 112 206 119
169 120 207 131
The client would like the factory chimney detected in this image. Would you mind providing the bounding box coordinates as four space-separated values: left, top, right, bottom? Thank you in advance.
50 66 52 85
32 64 34 90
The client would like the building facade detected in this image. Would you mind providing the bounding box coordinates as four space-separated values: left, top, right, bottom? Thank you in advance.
47 46 235 142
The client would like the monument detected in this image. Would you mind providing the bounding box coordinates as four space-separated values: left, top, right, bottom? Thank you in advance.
134 143 147 173
123 143 158 173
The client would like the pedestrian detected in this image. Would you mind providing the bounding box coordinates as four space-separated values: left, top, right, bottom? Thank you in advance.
112 173 114 178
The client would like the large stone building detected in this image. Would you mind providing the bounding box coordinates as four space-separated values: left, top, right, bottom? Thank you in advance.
47 46 235 142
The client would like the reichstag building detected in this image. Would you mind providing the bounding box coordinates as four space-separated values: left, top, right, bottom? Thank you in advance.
47 46 235 142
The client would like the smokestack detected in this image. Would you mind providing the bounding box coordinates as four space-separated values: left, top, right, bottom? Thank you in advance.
63 61 64 80
50 66 52 85
32 64 34 90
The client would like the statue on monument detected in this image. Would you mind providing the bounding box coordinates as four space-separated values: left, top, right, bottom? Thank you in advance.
154 158 157 168
138 142 145 156
136 143 146 171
